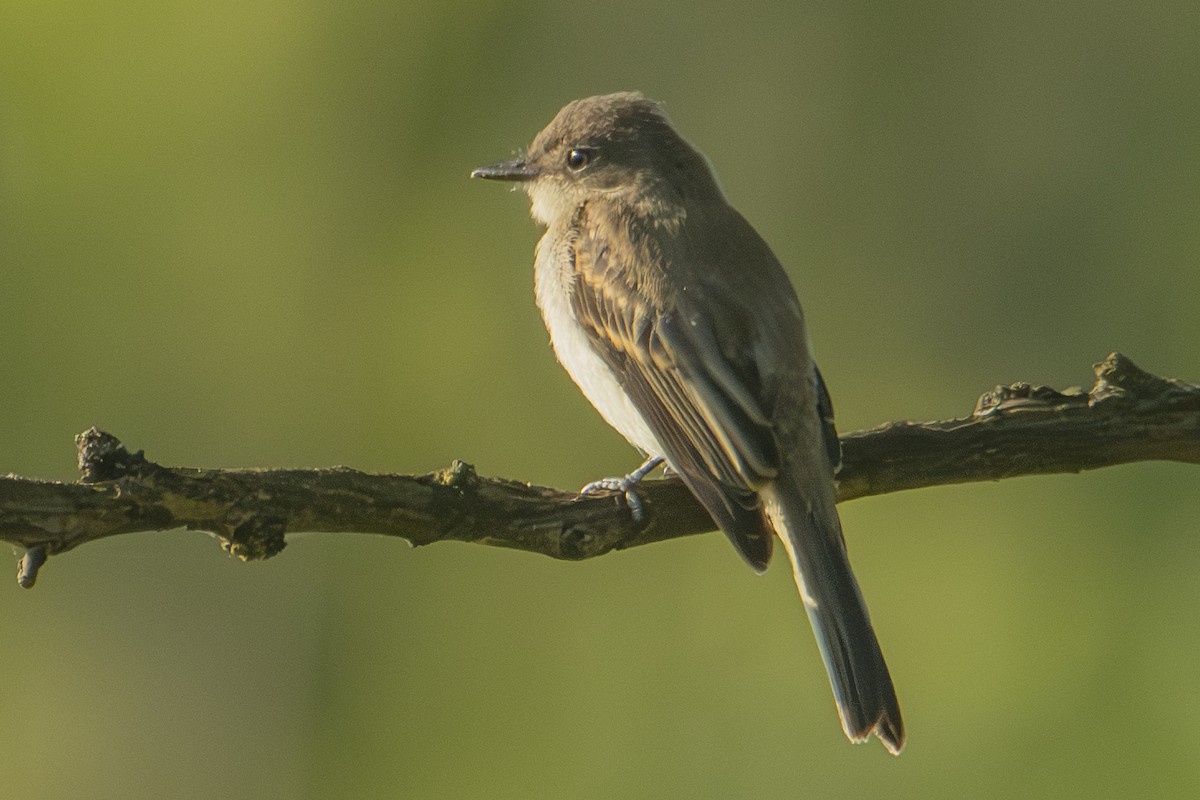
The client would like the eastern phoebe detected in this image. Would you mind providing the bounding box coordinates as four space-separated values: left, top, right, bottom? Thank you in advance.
473 92 903 753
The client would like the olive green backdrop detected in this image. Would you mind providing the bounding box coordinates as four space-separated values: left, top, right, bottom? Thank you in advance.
2 2 1199 798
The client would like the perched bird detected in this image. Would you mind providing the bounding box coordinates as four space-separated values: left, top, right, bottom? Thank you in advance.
473 92 903 753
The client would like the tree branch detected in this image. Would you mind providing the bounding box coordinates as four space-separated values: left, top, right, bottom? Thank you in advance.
2 353 1197 588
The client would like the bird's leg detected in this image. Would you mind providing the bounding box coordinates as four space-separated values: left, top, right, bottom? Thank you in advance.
580 455 665 521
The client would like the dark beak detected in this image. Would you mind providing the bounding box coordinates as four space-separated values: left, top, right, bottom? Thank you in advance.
470 159 538 181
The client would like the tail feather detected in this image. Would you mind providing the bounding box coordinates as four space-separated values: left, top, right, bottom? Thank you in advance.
763 484 905 755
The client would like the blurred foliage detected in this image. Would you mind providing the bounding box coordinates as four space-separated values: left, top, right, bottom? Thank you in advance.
2 2 1199 798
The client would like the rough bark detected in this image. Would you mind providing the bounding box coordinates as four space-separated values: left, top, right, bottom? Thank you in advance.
2 353 1197 588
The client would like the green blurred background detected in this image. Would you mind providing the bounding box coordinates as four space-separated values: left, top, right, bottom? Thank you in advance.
2 2 1199 798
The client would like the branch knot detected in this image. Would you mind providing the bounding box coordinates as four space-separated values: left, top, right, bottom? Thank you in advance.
76 427 147 483
1091 352 1200 406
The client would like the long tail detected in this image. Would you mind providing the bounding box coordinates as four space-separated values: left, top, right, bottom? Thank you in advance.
761 483 905 754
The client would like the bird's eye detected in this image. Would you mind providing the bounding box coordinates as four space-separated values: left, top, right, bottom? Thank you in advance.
566 148 592 171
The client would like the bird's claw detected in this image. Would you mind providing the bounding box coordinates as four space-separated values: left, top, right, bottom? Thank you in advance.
580 476 647 521
579 456 663 522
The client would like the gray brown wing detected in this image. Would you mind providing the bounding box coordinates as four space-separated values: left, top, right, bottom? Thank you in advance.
568 226 780 571
813 364 842 472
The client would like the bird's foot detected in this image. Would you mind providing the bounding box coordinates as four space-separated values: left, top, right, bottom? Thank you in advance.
580 456 664 522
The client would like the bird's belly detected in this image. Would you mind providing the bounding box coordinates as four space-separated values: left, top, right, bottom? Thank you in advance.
534 237 665 457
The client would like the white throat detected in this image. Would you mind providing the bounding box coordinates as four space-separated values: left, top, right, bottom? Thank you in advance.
525 180 577 227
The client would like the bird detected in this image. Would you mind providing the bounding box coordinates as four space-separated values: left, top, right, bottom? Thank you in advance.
472 92 903 754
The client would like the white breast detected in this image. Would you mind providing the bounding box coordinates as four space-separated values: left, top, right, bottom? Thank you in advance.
533 232 665 458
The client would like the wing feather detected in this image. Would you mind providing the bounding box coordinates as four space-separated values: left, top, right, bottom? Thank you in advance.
568 215 779 569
